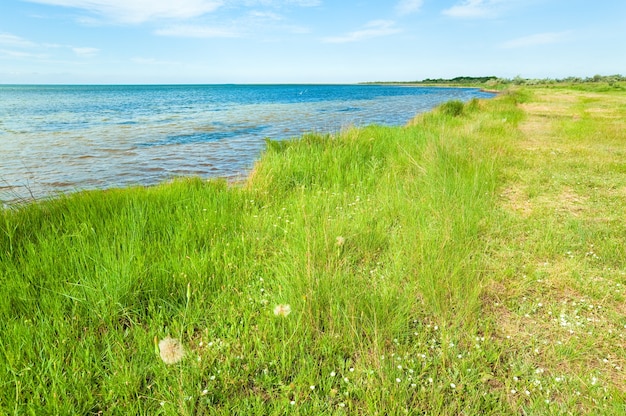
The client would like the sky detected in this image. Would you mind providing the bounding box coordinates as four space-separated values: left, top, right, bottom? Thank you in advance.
0 0 625 84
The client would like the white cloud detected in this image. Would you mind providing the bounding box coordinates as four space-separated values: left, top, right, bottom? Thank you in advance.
323 20 402 43
395 0 424 15
500 32 570 49
442 0 504 19
72 47 99 56
23 0 224 24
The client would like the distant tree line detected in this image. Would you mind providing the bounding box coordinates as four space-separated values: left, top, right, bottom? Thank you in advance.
416 76 498 85
363 76 497 85
501 74 625 86
365 74 625 87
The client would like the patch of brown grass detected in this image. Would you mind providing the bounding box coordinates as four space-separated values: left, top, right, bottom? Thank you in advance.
486 87 626 400
500 185 533 217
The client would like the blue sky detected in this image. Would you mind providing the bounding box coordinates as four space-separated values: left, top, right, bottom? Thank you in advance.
1 0 624 84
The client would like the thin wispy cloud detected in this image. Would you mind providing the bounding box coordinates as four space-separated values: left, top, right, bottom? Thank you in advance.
500 31 570 49
443 0 505 19
0 48 47 59
131 57 182 66
240 10 312 35
156 9 308 38
283 0 320 5
22 0 318 39
22 0 224 24
0 33 37 48
323 20 401 43
0 31 98 59
241 0 320 6
395 0 424 16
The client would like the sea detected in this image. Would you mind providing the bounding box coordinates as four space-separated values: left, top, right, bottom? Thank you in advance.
0 84 494 203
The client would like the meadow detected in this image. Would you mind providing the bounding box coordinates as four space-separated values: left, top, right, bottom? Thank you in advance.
1 83 625 414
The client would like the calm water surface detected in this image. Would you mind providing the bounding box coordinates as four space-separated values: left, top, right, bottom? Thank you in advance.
0 84 494 202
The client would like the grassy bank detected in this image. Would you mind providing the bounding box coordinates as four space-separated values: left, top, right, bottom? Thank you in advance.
1 86 625 414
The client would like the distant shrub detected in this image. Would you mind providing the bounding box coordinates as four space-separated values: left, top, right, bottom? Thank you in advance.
440 100 465 117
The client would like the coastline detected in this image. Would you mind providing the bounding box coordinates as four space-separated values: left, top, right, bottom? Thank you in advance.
3 86 626 413
0 84 491 205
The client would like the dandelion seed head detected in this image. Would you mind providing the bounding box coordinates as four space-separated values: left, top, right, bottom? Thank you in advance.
273 304 291 317
158 336 185 365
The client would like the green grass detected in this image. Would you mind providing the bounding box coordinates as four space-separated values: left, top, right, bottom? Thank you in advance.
1 88 625 414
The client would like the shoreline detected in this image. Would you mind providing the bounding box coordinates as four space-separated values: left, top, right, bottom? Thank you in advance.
1 85 493 206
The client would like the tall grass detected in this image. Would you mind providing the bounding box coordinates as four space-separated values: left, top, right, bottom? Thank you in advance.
1 89 624 414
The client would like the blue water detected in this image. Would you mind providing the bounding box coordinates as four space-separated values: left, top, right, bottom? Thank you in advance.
0 84 493 202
